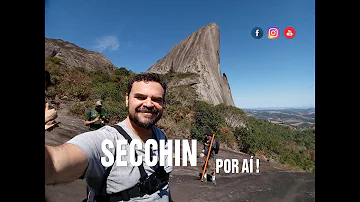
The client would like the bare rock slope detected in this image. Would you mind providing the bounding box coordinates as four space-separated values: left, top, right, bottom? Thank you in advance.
147 22 235 106
45 38 117 73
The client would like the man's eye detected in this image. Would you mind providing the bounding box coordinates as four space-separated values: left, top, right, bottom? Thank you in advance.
153 99 162 103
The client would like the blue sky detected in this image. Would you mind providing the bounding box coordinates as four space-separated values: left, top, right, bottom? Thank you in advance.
45 0 315 109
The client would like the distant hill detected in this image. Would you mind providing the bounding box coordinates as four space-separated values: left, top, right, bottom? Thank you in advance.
243 108 315 131
45 38 117 73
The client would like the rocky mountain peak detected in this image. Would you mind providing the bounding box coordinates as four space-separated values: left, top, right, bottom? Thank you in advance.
147 22 235 106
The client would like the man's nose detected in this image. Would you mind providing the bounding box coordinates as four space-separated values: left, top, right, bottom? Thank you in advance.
143 97 154 107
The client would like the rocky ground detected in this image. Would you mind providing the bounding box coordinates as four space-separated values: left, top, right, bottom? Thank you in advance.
45 102 315 202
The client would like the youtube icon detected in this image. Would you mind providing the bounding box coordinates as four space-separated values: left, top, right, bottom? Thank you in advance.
284 27 296 39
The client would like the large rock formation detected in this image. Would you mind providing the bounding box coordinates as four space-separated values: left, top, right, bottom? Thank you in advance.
147 22 235 106
45 38 117 73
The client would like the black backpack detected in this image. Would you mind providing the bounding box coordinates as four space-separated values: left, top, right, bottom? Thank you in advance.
82 125 169 202
213 137 220 154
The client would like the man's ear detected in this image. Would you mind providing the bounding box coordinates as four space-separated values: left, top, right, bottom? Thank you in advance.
126 93 129 107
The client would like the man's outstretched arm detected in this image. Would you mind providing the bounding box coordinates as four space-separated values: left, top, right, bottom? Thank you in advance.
45 143 88 185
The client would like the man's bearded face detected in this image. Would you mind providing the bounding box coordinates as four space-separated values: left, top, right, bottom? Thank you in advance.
127 81 164 129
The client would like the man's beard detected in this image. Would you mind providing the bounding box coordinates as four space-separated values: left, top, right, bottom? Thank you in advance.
128 105 162 129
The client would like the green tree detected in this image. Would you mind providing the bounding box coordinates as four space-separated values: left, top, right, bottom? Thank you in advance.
190 101 224 140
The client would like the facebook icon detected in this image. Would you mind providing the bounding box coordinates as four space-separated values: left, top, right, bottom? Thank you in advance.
251 27 263 39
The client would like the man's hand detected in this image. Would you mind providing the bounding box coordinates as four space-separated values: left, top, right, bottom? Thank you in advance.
100 116 110 123
93 116 100 122
45 120 55 130
45 120 59 131
45 102 58 124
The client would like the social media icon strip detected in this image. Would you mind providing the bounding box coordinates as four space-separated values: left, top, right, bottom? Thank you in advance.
268 27 280 39
251 27 264 39
284 26 296 39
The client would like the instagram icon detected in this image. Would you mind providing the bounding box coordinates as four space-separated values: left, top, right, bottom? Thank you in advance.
268 27 280 39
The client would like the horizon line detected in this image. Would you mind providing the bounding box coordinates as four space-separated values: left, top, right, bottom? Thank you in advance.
239 106 315 110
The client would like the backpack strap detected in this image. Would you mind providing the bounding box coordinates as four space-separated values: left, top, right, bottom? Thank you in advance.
112 125 147 178
94 125 151 202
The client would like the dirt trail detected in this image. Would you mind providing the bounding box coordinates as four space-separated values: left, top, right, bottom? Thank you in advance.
45 102 315 202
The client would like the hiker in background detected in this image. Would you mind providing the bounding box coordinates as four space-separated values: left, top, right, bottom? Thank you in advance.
200 129 219 185
45 70 58 130
84 99 110 130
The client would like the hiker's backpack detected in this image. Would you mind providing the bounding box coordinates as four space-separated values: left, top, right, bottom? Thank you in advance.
213 137 220 154
82 125 169 202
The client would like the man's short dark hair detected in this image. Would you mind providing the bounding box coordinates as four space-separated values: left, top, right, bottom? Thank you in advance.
45 70 51 89
127 72 167 103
